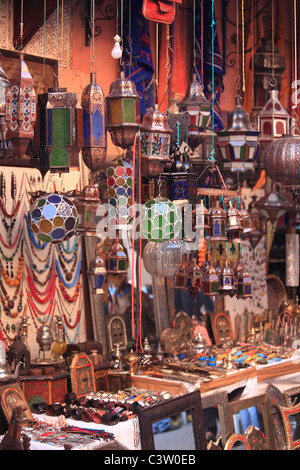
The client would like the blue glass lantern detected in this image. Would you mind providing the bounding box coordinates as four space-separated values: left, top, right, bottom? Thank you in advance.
87 249 107 294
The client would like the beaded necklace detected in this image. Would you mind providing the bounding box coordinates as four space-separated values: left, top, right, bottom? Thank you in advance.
1 241 24 288
25 238 53 264
56 298 82 344
25 214 48 250
57 290 81 327
25 246 53 275
0 278 24 318
25 264 56 296
56 245 79 282
55 258 81 289
26 266 56 304
0 172 24 245
60 236 79 254
26 288 56 326
25 252 55 287
0 312 14 347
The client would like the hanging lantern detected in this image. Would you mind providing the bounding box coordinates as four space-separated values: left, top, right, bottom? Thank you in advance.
202 262 220 297
141 196 182 242
81 70 107 172
164 147 197 204
178 74 212 151
87 248 107 294
141 105 173 177
190 129 218 177
106 72 141 149
5 52 37 159
174 253 190 290
106 240 128 275
209 200 227 242
239 198 253 238
258 87 290 151
237 265 253 299
219 261 236 295
255 189 292 225
185 256 202 290
107 161 133 231
28 193 79 243
166 98 190 154
143 240 187 278
33 86 83 174
217 96 260 177
226 200 243 244
262 135 300 186
247 195 266 250
75 184 105 236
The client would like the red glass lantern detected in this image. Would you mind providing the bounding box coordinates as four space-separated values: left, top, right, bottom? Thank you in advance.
258 88 290 151
5 52 37 159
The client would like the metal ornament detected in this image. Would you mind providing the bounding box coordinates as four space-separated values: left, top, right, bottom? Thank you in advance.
141 105 173 177
81 71 107 172
217 95 260 176
33 86 83 174
178 74 212 151
5 52 37 159
106 72 141 149
143 239 186 278
258 87 290 151
87 248 107 294
262 136 300 186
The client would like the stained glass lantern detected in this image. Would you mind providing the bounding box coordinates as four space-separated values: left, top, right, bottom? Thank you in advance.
33 86 83 174
178 74 212 151
106 72 141 149
75 184 105 236
5 52 37 159
143 239 186 278
81 70 107 172
28 193 79 243
237 265 252 299
255 189 292 226
258 87 290 151
87 249 107 294
209 200 227 242
165 147 198 204
175 253 190 290
217 96 260 176
141 105 173 177
226 200 243 244
219 261 236 295
185 256 202 290
141 196 182 242
202 262 220 297
262 136 300 186
106 240 128 275
107 162 133 231
248 195 266 250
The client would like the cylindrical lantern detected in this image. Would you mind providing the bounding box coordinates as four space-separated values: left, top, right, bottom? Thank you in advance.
141 105 173 177
262 136 300 186
286 232 299 287
106 72 141 149
143 240 186 278
81 71 107 172
5 52 37 159
217 96 260 176
164 147 198 204
33 87 83 174
87 249 107 294
28 193 79 243
75 184 105 236
258 87 290 151
178 74 212 151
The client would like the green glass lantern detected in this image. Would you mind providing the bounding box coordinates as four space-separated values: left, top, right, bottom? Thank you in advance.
33 87 83 174
106 240 128 275
141 105 173 177
141 196 182 242
106 72 141 149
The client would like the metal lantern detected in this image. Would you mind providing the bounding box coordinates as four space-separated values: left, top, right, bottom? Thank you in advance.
174 253 190 290
141 105 173 177
226 200 243 244
202 262 219 297
237 265 253 299
248 195 266 250
164 147 197 204
255 189 292 226
106 72 141 149
87 249 107 294
143 239 187 278
178 74 212 151
209 200 227 241
262 136 300 186
219 261 236 295
185 257 202 290
217 96 260 176
75 184 105 236
33 86 83 174
106 240 128 275
81 71 107 172
5 52 37 159
28 193 79 243
258 87 290 151
141 196 182 242
239 199 253 238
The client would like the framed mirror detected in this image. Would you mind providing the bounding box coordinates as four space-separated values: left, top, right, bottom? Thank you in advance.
224 433 251 450
228 393 276 450
202 391 231 448
276 402 300 450
137 390 206 450
284 386 300 407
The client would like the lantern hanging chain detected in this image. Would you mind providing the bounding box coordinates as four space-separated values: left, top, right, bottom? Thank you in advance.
155 23 159 104
242 0 245 92
293 0 298 110
235 0 241 92
43 0 46 89
20 0 23 50
270 0 277 86
210 0 216 161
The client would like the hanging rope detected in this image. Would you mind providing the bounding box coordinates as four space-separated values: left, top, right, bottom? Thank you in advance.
242 0 245 92
293 0 298 109
210 0 216 161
